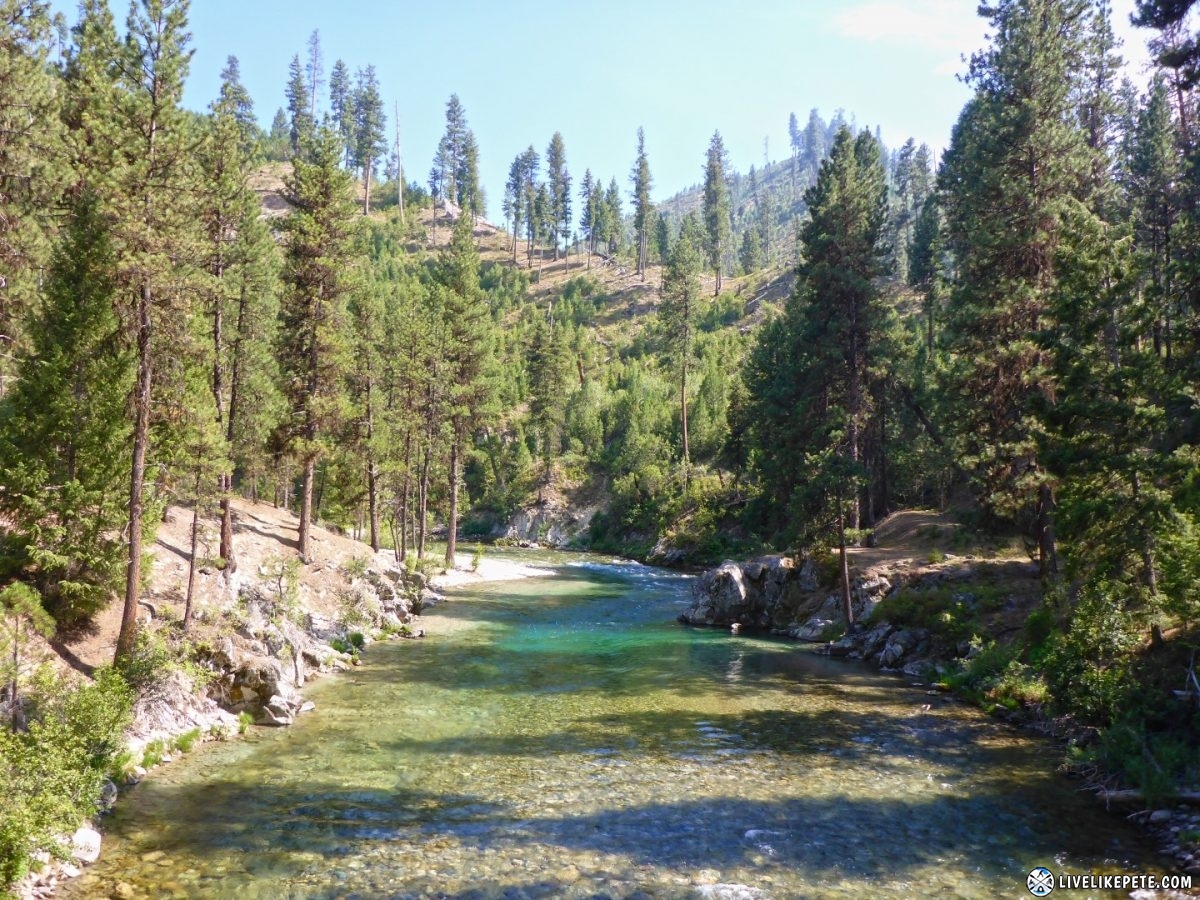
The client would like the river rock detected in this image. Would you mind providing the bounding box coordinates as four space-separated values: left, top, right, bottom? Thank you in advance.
71 826 102 864
880 629 921 669
255 694 299 726
681 561 746 626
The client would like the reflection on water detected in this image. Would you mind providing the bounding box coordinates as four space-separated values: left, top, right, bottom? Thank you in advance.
63 550 1169 899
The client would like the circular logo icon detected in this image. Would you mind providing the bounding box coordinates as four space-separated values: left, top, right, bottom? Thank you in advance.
1027 866 1055 896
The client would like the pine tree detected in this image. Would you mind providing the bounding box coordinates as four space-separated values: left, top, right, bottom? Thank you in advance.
546 131 571 259
939 0 1097 576
285 53 312 155
803 108 826 179
217 56 256 147
630 127 653 279
353 65 386 215
604 177 623 256
329 59 353 168
434 93 468 211
0 194 133 626
0 0 62 357
744 127 890 622
458 128 482 219
305 29 323 125
279 126 361 563
659 214 705 475
96 0 203 663
437 211 494 567
527 313 570 480
702 131 732 296
580 168 596 267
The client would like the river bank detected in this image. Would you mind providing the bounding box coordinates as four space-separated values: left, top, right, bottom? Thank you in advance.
47 551 1180 899
13 505 552 899
676 511 1200 886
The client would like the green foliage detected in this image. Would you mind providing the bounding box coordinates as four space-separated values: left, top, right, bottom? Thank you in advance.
0 193 133 626
870 585 1006 643
342 556 369 580
0 668 132 888
1041 582 1142 723
114 628 176 695
261 555 302 623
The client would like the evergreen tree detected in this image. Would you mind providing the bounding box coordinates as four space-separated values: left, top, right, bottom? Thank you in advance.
527 312 570 480
285 53 312 155
305 29 323 125
659 214 705 474
436 210 494 567
217 55 256 147
329 59 353 167
802 108 826 178
630 127 653 279
433 93 468 211
0 194 132 626
353 64 386 215
580 168 596 267
458 128 482 219
0 0 62 362
745 127 889 622
546 131 571 259
703 131 732 295
278 126 361 563
604 177 623 256
938 0 1096 576
100 0 202 663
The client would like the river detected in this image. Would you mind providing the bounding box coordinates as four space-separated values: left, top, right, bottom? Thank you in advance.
63 551 1172 899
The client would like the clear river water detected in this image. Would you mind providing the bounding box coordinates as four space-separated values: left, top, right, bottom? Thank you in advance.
64 551 1174 899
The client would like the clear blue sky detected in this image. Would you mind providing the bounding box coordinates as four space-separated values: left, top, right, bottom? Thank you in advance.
50 0 1154 220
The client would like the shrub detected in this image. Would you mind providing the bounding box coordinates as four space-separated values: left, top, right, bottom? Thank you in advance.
114 627 175 694
0 668 132 887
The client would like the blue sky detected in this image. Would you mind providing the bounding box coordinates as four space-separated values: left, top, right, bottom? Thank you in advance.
50 0 1154 219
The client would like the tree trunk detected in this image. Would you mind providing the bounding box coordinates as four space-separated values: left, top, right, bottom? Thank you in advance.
365 378 380 552
183 496 200 631
399 433 412 562
116 282 154 663
838 505 854 627
363 157 372 216
680 358 690 480
418 444 430 559
299 456 315 563
1037 481 1058 577
445 435 459 568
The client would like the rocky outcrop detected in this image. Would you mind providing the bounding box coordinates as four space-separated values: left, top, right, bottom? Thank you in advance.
194 564 421 728
679 554 888 634
681 555 940 675
501 498 597 548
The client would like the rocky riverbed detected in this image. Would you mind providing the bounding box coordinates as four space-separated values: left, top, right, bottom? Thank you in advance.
680 549 1200 885
14 499 553 899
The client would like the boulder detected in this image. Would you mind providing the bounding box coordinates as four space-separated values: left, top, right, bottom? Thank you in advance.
880 629 921 669
680 561 747 626
71 826 102 865
255 694 300 726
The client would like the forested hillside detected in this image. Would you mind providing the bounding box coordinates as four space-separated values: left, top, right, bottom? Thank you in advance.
4 0 1200 889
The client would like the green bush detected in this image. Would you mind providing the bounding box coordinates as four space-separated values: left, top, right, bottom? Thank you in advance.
114 627 175 694
0 668 132 888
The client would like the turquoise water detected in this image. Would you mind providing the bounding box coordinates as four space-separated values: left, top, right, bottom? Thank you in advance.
64 552 1170 898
